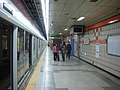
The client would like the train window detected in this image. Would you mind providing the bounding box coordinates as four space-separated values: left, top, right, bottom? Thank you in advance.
17 29 30 83
24 32 30 72
17 29 25 82
38 39 41 56
33 37 38 63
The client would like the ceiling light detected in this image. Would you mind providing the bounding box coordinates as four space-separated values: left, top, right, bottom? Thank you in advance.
65 28 68 31
108 20 118 24
77 17 85 21
59 33 62 35
41 0 49 40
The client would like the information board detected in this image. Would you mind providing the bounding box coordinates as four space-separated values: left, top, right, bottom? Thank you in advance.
107 35 120 56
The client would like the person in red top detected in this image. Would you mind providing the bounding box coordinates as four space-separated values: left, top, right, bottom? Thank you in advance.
52 43 59 61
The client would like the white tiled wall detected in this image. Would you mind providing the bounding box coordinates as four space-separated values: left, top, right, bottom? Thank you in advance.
78 22 120 77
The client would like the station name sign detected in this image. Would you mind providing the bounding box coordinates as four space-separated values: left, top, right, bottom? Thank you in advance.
3 3 13 15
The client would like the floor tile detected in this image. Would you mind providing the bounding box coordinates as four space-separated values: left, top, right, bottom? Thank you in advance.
34 47 120 90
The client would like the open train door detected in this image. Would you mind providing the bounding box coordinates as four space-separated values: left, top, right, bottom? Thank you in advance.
0 18 13 90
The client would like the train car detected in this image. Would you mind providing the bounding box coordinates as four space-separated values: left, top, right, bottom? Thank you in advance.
0 0 47 90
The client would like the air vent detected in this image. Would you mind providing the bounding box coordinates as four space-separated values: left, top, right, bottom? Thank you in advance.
54 0 58 2
64 13 69 15
71 17 77 20
116 8 120 12
90 0 98 2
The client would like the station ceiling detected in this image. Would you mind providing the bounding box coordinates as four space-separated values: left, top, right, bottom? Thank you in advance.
11 0 120 37
49 0 120 36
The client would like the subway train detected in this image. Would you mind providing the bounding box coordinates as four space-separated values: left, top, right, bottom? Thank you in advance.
0 1 47 90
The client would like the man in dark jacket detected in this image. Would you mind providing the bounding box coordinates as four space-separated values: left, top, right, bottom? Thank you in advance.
61 42 66 61
66 41 71 59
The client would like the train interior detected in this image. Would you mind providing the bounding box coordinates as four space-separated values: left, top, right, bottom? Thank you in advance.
0 18 13 90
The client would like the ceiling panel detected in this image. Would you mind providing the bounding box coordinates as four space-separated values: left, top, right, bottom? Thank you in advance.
11 0 120 37
61 0 86 26
49 15 59 20
66 19 74 27
57 19 67 24
49 11 61 16
49 0 120 37
50 3 65 11
95 6 116 14
82 0 103 6
62 4 80 16
67 0 85 4
50 0 67 3
98 0 112 6
72 5 94 19
105 0 120 8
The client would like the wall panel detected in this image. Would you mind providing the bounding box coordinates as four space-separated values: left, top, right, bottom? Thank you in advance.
79 21 120 77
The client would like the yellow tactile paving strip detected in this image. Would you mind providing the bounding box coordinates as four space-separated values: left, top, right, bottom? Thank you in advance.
25 48 46 90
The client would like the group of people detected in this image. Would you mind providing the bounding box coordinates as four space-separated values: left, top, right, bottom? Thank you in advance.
52 41 71 61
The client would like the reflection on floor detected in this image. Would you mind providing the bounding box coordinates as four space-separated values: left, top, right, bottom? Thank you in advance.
30 47 120 90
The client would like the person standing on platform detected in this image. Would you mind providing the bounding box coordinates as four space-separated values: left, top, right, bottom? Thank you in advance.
66 41 71 59
52 43 59 61
56 43 60 61
61 42 66 61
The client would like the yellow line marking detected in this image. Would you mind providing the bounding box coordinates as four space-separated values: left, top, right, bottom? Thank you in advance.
25 47 46 90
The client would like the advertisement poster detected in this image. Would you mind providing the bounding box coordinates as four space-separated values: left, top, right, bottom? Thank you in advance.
96 43 99 58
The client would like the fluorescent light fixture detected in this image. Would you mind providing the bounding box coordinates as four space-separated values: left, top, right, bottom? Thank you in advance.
59 33 62 35
108 20 118 24
77 17 85 21
41 0 49 40
65 28 68 31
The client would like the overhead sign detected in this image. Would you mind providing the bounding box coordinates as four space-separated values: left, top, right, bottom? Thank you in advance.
3 3 13 15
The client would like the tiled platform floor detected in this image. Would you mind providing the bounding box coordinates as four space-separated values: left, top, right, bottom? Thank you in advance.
34 47 120 90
